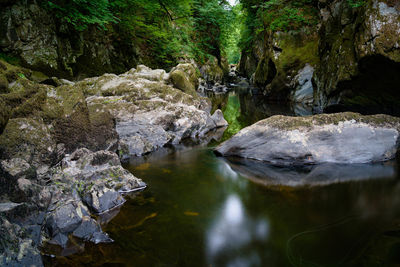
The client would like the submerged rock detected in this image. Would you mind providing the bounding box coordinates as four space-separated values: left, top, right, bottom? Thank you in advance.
215 113 400 165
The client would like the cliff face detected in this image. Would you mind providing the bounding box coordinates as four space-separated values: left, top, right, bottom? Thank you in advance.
0 0 139 79
239 28 319 103
239 0 400 116
314 0 400 115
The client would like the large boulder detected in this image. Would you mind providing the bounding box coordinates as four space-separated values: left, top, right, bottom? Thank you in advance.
170 63 200 89
215 112 400 165
75 65 226 159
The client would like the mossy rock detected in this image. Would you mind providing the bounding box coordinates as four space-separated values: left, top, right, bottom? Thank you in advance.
0 118 57 166
258 112 400 131
170 64 200 89
0 97 10 134
169 70 197 98
0 74 9 93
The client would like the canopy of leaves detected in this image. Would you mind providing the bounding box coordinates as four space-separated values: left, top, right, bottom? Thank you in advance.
43 0 236 69
238 0 319 50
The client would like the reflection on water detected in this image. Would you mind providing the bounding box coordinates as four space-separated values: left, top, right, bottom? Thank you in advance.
44 81 400 266
208 87 308 141
45 148 400 266
207 194 269 267
223 156 397 187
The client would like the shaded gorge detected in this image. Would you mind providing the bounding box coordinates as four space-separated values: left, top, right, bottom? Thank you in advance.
44 85 400 266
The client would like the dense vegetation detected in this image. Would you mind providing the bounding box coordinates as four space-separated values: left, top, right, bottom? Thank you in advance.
42 0 236 69
33 0 369 69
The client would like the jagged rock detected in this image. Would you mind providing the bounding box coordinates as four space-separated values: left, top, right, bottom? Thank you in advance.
0 118 57 169
43 148 145 248
200 57 229 84
77 65 227 159
0 1 138 78
290 64 314 105
239 30 319 101
211 109 228 128
314 0 400 115
0 158 30 178
133 65 168 82
0 216 43 267
215 113 400 165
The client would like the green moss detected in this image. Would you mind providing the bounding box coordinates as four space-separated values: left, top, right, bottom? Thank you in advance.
277 35 319 71
0 98 10 134
56 84 86 116
262 112 400 131
169 70 197 97
0 118 53 162
0 74 9 93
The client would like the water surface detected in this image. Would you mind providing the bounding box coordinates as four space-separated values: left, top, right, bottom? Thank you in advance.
44 88 400 266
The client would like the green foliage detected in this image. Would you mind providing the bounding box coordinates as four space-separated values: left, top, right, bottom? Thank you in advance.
238 0 319 50
226 4 244 64
42 0 238 69
221 94 243 140
347 0 366 8
191 0 235 64
0 53 20 66
44 0 117 31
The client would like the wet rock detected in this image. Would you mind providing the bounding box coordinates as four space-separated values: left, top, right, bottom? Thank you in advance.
290 64 314 105
0 216 43 267
211 109 228 128
41 148 145 249
215 112 400 165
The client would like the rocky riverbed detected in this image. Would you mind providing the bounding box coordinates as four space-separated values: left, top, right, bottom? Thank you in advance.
0 60 226 266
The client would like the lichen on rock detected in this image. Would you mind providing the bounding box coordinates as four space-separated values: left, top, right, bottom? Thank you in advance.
215 112 400 165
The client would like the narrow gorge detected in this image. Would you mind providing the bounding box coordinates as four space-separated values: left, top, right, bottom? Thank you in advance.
1 0 400 266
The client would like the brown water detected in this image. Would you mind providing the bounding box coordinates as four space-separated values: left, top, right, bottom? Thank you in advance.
44 90 400 267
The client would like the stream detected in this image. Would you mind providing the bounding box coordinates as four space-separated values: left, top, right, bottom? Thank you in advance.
44 80 400 266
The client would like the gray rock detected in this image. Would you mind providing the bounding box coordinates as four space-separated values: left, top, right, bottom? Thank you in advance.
80 65 224 159
0 158 30 178
215 112 400 165
290 64 314 105
72 217 101 240
0 202 22 212
47 203 82 235
211 109 229 128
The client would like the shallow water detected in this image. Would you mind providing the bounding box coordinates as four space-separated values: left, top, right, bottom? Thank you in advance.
44 89 400 266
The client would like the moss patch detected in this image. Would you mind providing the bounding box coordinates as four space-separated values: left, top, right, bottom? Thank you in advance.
260 112 400 131
169 70 197 98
